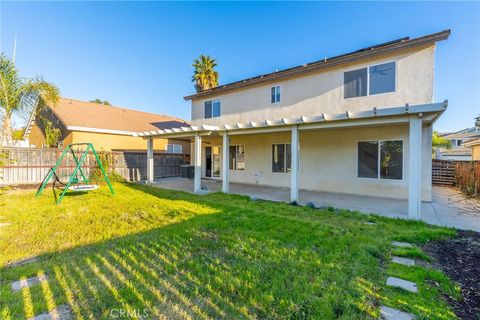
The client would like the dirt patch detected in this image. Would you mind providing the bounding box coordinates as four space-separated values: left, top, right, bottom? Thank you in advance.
423 230 480 320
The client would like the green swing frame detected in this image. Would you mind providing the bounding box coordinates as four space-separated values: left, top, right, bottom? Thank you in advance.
36 143 115 204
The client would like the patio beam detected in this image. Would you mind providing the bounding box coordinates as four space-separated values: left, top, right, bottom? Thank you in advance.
291 125 299 203
222 132 229 193
408 115 422 219
194 133 202 193
146 138 154 184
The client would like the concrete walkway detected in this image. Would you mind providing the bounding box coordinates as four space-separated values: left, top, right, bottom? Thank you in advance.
149 178 480 232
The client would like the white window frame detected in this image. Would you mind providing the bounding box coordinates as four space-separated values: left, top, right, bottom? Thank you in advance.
204 99 221 119
166 144 183 154
271 143 291 174
343 60 397 100
229 144 245 171
356 139 404 181
271 85 281 104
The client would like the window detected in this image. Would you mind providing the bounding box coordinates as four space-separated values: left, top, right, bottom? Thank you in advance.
358 140 403 180
229 145 245 170
369 62 396 95
271 86 281 103
204 100 221 118
166 144 183 154
344 62 396 99
344 68 367 98
272 144 291 173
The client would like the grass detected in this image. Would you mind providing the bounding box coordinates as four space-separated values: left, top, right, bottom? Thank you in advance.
0 182 460 319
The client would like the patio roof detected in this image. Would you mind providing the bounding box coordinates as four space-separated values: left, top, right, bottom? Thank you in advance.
134 100 448 138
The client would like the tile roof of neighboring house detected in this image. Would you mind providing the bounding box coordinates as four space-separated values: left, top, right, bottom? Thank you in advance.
438 147 472 156
184 29 450 101
25 98 189 138
441 129 480 140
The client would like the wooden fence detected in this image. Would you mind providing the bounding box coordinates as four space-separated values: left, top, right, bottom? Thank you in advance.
0 147 189 185
455 161 480 197
432 159 456 185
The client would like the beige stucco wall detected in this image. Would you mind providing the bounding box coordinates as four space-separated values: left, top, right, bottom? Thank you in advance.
199 124 433 201
191 45 435 126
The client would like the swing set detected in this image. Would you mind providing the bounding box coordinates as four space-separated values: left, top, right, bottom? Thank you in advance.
36 143 115 204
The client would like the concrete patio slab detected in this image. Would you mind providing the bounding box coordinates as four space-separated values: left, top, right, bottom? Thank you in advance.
386 277 418 293
392 256 415 266
147 178 480 231
28 304 72 320
11 274 48 292
391 241 414 248
380 306 415 320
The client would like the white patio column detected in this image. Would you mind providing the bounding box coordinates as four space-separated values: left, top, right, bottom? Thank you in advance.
194 133 202 193
290 125 299 203
146 137 154 184
222 132 229 193
408 115 422 219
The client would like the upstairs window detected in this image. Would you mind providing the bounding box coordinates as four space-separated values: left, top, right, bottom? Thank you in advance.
344 61 396 98
369 62 396 95
358 140 403 180
272 144 291 173
204 100 221 118
271 86 281 103
344 68 367 98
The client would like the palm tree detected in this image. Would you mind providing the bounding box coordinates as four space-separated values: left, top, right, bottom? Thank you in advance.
0 53 60 146
192 55 219 92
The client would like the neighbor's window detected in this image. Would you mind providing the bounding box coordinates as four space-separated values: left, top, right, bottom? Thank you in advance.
166 144 183 154
271 86 281 103
369 62 396 95
344 62 396 98
229 145 245 170
272 143 291 173
204 99 221 119
358 140 403 180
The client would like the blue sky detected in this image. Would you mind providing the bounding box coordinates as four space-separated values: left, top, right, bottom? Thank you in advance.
1 1 479 132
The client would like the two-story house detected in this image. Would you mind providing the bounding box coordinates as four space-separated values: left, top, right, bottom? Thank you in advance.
136 30 450 220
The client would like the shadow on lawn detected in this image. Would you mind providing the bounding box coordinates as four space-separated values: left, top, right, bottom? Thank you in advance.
0 182 456 320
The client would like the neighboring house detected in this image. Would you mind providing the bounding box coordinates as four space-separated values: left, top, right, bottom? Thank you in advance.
464 138 480 161
24 98 190 153
436 127 480 160
135 30 450 220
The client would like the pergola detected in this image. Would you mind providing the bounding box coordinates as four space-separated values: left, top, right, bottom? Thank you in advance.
134 101 447 220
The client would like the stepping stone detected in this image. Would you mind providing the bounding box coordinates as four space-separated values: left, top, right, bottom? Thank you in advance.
391 241 414 248
380 306 415 320
8 256 39 268
392 256 415 267
11 274 48 292
386 276 418 293
28 304 72 320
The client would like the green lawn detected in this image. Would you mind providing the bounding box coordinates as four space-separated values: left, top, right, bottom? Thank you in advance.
0 182 460 319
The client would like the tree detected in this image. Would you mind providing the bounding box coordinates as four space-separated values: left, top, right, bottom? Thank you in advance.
0 54 60 146
192 55 219 92
91 99 111 106
432 131 452 149
12 128 24 141
475 114 480 127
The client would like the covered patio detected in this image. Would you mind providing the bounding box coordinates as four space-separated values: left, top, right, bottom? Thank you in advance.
134 102 448 221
